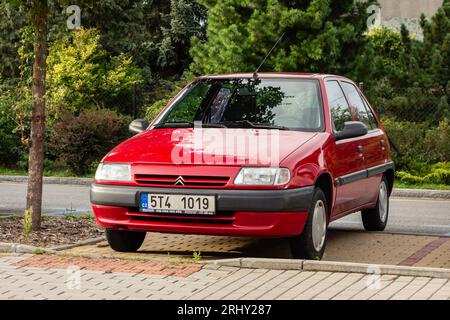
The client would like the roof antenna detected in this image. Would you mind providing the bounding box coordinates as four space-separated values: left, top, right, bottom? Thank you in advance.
253 32 285 79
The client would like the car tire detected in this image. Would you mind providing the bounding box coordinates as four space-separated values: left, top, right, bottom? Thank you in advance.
361 176 389 232
105 229 146 252
290 187 328 260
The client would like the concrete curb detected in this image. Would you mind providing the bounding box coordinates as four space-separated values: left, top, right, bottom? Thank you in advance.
47 236 105 251
1 175 449 199
0 242 56 254
0 236 105 254
391 188 450 199
0 175 92 186
205 258 450 279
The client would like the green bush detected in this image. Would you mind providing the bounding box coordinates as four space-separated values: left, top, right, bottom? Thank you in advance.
49 109 131 175
396 163 450 185
0 88 27 166
46 28 143 119
382 117 450 168
423 119 450 163
0 118 18 166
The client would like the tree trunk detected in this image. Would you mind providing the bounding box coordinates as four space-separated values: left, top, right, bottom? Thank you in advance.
26 0 48 231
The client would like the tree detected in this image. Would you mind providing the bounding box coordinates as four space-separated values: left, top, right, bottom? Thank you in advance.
189 0 376 75
354 0 449 124
46 28 143 118
24 0 49 231
49 0 206 80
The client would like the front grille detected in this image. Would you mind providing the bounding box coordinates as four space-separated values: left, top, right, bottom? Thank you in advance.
131 215 233 225
128 211 234 225
134 174 230 187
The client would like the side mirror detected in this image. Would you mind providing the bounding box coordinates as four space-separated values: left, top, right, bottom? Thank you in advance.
335 121 368 141
129 119 150 134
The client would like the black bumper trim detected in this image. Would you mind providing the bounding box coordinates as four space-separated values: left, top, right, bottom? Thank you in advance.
335 169 367 186
90 184 314 212
335 161 395 186
367 162 395 177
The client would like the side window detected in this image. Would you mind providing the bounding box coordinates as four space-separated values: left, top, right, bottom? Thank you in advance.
341 82 374 130
325 81 352 131
361 95 379 129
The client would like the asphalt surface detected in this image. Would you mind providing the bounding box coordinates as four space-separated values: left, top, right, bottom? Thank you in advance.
0 182 449 237
0 182 91 215
331 198 450 237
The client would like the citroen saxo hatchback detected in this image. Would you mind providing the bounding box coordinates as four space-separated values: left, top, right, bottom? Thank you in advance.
90 73 394 260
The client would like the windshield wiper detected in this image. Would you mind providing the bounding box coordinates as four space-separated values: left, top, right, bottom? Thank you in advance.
154 120 287 130
154 121 227 129
154 121 193 128
220 120 289 130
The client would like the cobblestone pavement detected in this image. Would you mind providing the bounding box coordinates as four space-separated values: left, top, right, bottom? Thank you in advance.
64 231 450 268
0 254 449 300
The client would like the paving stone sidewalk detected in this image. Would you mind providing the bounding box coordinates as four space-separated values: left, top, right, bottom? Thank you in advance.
64 231 450 268
0 254 448 300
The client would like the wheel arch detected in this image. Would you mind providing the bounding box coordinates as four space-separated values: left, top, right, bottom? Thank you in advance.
314 172 334 218
384 169 395 196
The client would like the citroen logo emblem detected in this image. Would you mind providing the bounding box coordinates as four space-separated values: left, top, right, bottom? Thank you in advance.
174 176 185 186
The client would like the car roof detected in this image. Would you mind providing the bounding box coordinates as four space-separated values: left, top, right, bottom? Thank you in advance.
199 72 349 81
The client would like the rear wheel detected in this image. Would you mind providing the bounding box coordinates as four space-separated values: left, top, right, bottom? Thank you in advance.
361 176 389 231
105 229 146 252
290 188 328 260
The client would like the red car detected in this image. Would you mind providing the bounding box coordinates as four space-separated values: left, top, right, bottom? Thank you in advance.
91 73 394 260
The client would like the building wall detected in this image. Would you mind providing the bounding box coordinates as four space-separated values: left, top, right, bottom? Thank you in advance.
378 0 443 40
379 0 442 19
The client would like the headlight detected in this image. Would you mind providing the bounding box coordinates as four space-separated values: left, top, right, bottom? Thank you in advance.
234 167 291 186
95 163 132 182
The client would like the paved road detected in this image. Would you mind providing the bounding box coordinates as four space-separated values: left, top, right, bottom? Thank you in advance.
330 198 450 237
0 182 449 236
0 254 449 300
0 182 91 215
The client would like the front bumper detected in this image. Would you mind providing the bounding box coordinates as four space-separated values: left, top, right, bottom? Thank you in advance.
90 184 314 212
90 184 314 237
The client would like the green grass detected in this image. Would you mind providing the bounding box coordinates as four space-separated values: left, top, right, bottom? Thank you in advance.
394 181 450 191
0 167 92 178
64 213 95 220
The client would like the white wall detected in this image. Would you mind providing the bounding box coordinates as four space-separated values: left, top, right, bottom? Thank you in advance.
377 0 443 40
378 0 442 19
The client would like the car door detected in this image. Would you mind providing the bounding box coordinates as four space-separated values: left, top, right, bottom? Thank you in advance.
340 81 387 205
324 80 368 217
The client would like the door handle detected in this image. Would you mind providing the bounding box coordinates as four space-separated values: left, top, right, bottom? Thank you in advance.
357 145 363 153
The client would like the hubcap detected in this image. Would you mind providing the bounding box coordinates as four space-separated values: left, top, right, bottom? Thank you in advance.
312 200 327 252
378 181 388 223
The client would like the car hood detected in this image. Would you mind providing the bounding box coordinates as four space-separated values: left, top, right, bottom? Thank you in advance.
103 128 317 166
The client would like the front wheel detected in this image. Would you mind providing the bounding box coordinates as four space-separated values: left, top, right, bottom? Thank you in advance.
290 188 328 260
361 176 389 231
105 229 146 252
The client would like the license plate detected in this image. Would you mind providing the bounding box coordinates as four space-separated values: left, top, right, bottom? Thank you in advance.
139 193 216 215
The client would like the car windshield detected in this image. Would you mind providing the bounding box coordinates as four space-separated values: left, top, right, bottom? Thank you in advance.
157 78 324 131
